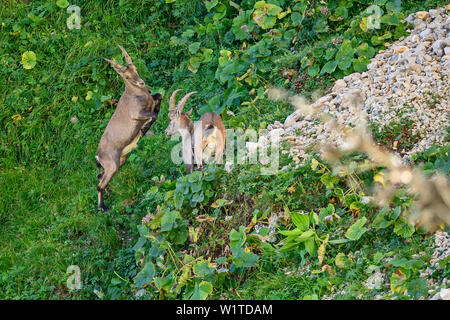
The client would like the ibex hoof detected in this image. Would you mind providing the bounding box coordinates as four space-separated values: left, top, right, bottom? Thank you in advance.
98 204 109 212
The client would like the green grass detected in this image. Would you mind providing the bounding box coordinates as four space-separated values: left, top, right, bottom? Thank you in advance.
0 0 192 298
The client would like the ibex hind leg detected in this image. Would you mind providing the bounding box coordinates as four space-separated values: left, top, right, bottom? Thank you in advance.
215 143 224 165
119 154 128 167
97 156 120 212
194 146 203 172
186 164 194 174
95 155 104 180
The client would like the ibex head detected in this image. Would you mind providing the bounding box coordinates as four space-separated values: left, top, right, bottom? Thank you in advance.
164 89 197 136
103 45 146 89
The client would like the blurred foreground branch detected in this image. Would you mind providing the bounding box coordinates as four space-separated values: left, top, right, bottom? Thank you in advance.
268 87 450 232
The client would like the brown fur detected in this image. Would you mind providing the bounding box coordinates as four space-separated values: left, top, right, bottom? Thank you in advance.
164 90 226 174
96 45 161 211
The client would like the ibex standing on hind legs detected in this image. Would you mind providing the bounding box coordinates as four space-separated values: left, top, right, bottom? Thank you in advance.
96 45 162 211
164 90 226 174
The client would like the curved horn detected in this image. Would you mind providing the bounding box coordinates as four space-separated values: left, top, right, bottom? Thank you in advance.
118 45 133 65
176 91 197 114
103 57 126 72
169 89 182 115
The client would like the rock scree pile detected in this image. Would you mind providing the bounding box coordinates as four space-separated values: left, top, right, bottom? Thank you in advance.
265 6 449 165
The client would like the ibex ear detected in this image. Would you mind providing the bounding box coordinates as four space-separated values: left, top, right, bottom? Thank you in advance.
103 57 126 74
185 109 193 117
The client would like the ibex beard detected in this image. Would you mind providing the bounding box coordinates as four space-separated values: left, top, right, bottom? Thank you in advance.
96 45 162 212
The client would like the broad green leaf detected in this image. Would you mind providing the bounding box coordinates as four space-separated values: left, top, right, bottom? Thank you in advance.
310 211 319 227
229 227 246 250
324 48 336 61
211 198 233 208
338 55 353 71
188 42 201 54
293 2 307 12
320 60 338 75
252 1 282 29
345 217 367 241
336 39 355 59
356 42 376 58
218 50 232 67
313 18 328 33
390 258 423 270
134 261 155 287
349 201 365 213
385 0 402 12
161 210 180 231
193 260 215 277
191 191 204 203
381 13 400 26
353 56 371 72
187 170 202 182
290 212 309 231
85 90 93 101
390 271 407 294
181 29 195 39
213 3 227 21
238 251 259 268
232 10 254 40
297 230 315 241
21 51 37 69
371 32 392 45
335 252 351 268
329 238 352 245
191 281 213 300
320 173 339 188
304 237 317 256
343 194 360 207
393 218 415 238
311 47 323 58
372 207 400 229
205 0 218 12
279 241 299 252
334 6 348 19
56 0 69 8
291 12 303 25
278 229 304 237
188 55 202 73
407 278 427 299
373 252 384 264
307 64 319 77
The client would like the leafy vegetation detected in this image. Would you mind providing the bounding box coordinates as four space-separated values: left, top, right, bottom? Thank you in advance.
0 0 448 300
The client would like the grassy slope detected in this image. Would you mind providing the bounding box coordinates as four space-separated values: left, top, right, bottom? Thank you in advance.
0 0 183 299
0 0 289 299
0 0 447 299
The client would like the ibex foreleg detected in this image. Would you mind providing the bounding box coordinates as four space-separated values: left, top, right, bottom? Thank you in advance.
141 118 156 136
132 110 158 121
181 131 194 174
193 122 203 171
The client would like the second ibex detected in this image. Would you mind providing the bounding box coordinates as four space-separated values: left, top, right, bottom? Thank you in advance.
164 89 226 174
